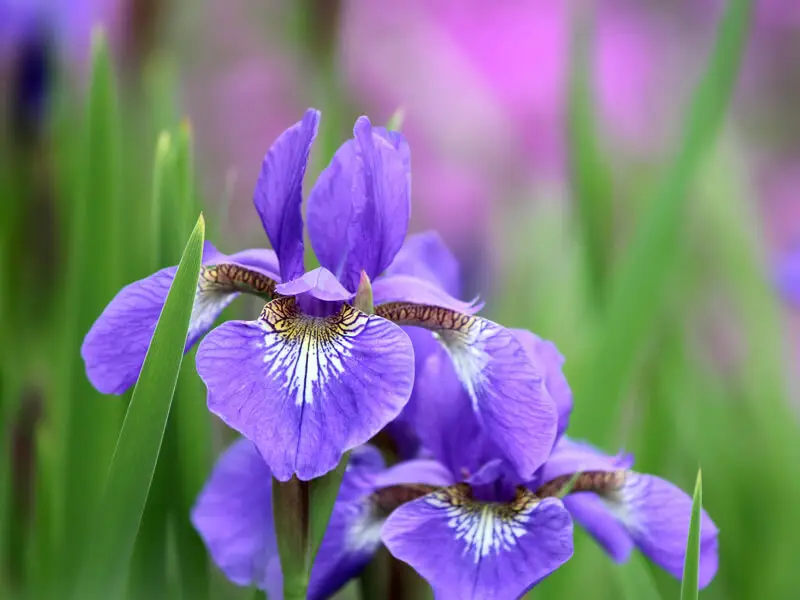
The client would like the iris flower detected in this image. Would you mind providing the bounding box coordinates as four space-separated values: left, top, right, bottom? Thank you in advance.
81 109 557 481
396 326 720 591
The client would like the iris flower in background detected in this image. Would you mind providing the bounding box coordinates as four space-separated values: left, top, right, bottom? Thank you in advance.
82 108 556 481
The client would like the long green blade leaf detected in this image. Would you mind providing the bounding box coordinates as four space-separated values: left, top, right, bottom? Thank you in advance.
681 469 704 600
73 214 205 599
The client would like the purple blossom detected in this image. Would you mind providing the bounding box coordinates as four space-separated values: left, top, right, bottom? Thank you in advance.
82 109 556 482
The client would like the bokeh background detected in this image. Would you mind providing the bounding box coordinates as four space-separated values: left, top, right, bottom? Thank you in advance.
1 0 799 599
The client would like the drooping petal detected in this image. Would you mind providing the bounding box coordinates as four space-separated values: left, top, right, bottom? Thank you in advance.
561 493 634 563
607 473 719 589
274 266 354 302
512 329 573 440
190 439 282 599
82 242 280 395
307 116 411 292
376 303 558 480
372 274 480 314
384 230 461 297
196 297 414 481
253 108 320 281
382 486 573 600
536 438 718 588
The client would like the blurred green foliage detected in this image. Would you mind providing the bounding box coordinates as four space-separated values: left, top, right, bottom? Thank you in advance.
3 0 800 599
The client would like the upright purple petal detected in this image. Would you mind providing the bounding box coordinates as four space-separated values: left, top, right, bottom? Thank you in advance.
307 116 411 291
196 297 414 481
373 459 455 488
513 329 573 439
384 231 461 297
376 304 558 481
382 488 573 600
253 108 319 281
190 439 282 599
81 242 279 395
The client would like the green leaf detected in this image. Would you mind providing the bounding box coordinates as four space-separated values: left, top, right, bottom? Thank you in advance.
571 0 752 443
680 469 703 600
272 455 349 600
73 214 206 600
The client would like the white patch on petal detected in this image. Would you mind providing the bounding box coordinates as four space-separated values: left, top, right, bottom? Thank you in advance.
436 321 494 414
189 288 238 341
427 491 537 563
344 501 385 553
257 299 369 408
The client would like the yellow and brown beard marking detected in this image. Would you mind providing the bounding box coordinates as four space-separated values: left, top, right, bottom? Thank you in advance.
535 470 628 499
259 297 367 341
200 263 279 298
375 302 475 332
428 483 542 521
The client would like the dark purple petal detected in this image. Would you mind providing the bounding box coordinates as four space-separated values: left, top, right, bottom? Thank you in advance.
196 298 414 481
382 489 573 600
407 345 494 477
512 330 573 440
190 439 282 599
384 231 461 297
372 274 480 314
253 108 319 281
81 242 276 395
561 493 634 563
308 445 387 599
377 304 558 481
307 116 410 292
610 473 719 589
275 267 354 301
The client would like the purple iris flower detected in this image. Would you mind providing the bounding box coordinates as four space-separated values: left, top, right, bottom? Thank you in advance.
385 326 719 594
81 109 557 482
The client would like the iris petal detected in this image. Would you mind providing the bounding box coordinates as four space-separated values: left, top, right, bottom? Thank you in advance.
538 438 719 588
307 117 411 292
191 441 385 599
81 242 279 395
384 231 461 297
196 297 414 481
275 266 354 302
253 108 319 281
376 303 558 480
382 486 573 600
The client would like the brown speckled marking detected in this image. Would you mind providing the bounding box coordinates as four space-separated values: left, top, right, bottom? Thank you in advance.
535 470 627 499
200 263 279 298
371 484 440 517
375 302 476 332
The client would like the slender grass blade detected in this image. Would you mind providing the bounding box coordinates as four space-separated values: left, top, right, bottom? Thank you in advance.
681 469 703 600
73 214 205 599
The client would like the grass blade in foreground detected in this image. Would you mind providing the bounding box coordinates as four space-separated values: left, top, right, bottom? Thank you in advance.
73 214 205 600
681 469 703 600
